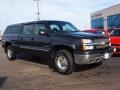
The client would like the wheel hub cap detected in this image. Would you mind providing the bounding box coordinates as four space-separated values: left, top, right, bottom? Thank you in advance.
57 56 68 70
7 49 12 58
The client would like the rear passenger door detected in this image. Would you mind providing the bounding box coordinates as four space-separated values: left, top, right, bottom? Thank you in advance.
19 23 35 53
32 23 52 57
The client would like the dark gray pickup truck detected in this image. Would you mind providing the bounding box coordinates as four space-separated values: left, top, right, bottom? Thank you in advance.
2 20 113 74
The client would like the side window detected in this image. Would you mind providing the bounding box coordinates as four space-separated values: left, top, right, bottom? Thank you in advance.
22 24 34 34
50 24 60 33
34 24 46 35
4 25 20 34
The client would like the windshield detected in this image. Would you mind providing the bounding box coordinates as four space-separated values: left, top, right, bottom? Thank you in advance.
48 21 79 33
110 29 120 36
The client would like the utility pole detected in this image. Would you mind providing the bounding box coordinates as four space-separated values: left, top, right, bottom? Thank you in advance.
33 0 41 20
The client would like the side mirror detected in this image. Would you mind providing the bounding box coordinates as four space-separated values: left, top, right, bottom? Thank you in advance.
39 30 47 35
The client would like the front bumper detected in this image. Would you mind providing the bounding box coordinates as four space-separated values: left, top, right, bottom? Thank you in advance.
74 47 113 65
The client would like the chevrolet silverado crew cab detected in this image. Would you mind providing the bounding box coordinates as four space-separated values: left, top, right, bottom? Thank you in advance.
2 20 113 75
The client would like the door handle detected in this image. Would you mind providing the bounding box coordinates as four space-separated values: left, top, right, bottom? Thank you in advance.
31 37 34 40
20 37 23 40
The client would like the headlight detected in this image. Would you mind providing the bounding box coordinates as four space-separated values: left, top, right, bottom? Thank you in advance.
109 38 111 46
82 39 94 50
82 39 93 44
109 43 111 46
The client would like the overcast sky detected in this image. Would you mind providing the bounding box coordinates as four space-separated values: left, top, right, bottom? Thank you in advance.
0 0 120 32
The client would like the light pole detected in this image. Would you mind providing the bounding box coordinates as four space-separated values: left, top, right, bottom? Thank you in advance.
33 0 41 20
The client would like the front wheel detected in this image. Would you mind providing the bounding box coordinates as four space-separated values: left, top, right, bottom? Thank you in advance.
54 50 75 75
6 46 16 61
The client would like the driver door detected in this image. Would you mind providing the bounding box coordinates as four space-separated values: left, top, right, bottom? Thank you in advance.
32 23 52 57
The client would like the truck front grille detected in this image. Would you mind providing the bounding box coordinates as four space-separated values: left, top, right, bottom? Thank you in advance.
93 38 109 44
93 38 109 49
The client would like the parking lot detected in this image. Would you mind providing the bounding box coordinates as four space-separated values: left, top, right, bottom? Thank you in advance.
0 45 120 90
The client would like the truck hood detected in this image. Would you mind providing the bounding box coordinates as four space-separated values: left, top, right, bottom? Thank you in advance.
56 31 106 39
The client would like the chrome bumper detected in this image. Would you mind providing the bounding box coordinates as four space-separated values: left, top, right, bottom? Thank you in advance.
74 51 113 65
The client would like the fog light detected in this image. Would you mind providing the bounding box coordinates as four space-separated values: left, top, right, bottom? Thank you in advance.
114 48 116 52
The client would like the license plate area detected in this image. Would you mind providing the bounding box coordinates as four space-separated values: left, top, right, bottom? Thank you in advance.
104 53 109 59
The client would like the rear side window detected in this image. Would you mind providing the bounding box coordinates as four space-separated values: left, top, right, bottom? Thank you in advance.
22 24 34 35
4 25 20 34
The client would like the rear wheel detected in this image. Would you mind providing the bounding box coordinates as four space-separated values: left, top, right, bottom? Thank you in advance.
6 46 16 61
54 50 74 75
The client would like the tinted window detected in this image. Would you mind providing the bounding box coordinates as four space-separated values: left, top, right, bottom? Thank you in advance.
22 24 34 34
34 24 46 34
50 24 60 32
110 30 120 36
49 22 78 33
4 25 20 34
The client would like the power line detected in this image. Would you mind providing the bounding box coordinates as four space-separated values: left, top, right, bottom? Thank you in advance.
33 0 41 20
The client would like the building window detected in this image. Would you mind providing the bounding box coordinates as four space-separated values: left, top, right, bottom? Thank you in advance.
91 17 104 29
107 13 120 28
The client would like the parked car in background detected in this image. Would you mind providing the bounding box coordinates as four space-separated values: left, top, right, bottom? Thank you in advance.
110 28 120 54
84 29 110 37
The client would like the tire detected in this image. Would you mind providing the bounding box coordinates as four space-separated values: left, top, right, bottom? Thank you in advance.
54 50 75 75
6 46 16 61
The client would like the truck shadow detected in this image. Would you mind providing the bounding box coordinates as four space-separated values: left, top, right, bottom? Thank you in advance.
75 62 102 72
17 53 102 72
17 53 53 68
0 77 7 89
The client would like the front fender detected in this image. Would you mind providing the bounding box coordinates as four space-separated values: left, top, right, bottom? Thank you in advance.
52 41 76 50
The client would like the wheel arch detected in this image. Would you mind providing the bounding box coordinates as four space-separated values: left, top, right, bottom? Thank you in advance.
50 45 75 59
4 42 13 53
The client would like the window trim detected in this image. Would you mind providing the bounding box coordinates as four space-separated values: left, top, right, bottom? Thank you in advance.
21 23 35 35
33 23 47 35
4 25 21 35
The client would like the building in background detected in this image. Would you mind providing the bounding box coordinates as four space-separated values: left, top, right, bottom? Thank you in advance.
91 4 120 30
